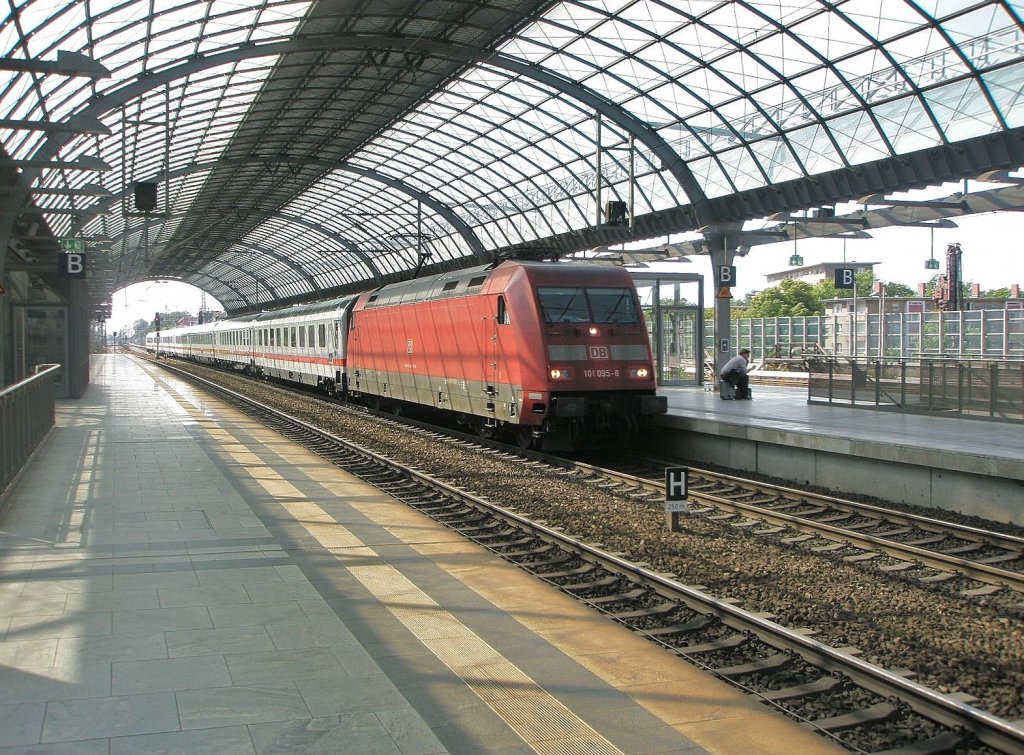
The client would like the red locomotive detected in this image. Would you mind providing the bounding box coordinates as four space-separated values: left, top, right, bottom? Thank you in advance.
347 260 666 448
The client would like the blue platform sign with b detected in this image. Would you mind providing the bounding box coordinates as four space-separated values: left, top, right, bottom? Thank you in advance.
834 267 855 289
718 265 737 287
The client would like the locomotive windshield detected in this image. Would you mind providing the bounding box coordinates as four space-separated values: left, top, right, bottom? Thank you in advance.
537 287 638 324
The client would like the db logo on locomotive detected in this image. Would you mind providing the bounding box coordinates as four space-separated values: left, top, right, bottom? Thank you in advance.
588 345 610 359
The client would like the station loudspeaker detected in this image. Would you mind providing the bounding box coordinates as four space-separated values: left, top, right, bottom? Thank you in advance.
133 181 158 212
604 200 627 225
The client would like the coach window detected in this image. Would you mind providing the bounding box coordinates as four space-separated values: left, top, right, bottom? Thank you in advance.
299 327 306 348
497 296 510 325
318 324 326 348
290 327 296 347
307 325 314 347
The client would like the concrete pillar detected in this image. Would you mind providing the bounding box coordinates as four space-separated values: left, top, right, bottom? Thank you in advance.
702 223 745 380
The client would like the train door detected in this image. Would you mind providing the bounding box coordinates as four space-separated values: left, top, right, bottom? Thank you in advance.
331 317 344 393
479 295 508 422
489 295 514 420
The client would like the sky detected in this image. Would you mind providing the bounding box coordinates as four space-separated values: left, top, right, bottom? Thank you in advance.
108 207 1024 336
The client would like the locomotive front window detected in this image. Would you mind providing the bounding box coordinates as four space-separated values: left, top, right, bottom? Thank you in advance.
587 288 637 323
538 287 638 324
538 287 589 323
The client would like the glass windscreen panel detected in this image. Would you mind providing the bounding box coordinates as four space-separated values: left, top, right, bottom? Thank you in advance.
538 287 638 324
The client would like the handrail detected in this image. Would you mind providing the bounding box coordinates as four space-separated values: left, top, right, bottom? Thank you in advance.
1 364 61 498
806 357 1024 422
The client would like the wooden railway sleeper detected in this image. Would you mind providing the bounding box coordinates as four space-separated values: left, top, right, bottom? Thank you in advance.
404 495 449 507
561 575 620 592
502 544 560 559
586 587 647 605
841 518 888 531
439 513 492 527
542 564 599 580
814 512 855 524
760 675 845 702
679 634 748 654
939 542 984 555
610 601 679 620
874 730 969 755
643 616 712 637
493 536 537 549
472 526 520 541
810 701 900 732
975 551 1022 565
715 652 793 678
871 527 914 538
904 534 948 546
459 520 507 535
412 501 466 513
525 552 575 570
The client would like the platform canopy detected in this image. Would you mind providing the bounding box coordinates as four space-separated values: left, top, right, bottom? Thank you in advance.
2 0 1023 313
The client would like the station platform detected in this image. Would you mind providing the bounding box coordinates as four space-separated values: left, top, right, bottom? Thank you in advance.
652 382 1024 526
0 354 839 755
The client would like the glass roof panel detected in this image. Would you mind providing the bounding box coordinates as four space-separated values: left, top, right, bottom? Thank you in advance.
984 62 1024 126
924 79 1002 140
872 95 940 153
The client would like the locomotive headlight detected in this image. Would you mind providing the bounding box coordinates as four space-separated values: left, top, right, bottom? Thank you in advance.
630 366 651 379
588 326 600 336
549 367 573 381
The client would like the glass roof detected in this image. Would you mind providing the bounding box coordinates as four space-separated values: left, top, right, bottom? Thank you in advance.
2 0 1022 312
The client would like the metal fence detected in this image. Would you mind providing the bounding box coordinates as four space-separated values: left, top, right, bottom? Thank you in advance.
806 357 1024 422
1 364 60 497
709 309 1024 364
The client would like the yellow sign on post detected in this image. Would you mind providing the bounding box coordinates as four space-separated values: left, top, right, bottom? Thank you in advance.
716 286 732 299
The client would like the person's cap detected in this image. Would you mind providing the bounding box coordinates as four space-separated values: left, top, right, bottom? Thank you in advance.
739 348 750 354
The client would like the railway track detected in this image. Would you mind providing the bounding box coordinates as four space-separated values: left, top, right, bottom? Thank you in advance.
144 356 1024 754
532 454 1024 597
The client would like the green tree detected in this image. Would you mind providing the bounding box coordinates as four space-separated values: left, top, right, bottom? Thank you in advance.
148 310 191 332
881 281 915 297
746 278 823 317
982 287 1010 298
131 318 149 343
